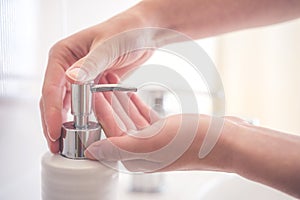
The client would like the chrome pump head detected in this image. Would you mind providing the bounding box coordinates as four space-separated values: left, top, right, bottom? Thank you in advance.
60 83 137 159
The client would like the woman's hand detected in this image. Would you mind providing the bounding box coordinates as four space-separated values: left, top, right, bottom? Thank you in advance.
85 74 300 198
85 73 235 173
39 4 157 153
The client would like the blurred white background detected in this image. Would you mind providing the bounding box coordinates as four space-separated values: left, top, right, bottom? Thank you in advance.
0 0 299 199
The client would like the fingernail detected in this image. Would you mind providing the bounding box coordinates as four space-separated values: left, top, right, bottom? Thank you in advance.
66 66 88 82
46 126 57 142
48 135 56 142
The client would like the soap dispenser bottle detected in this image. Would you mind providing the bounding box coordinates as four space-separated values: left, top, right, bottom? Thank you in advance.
41 82 136 200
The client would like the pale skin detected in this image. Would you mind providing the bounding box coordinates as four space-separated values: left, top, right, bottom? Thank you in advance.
40 0 300 198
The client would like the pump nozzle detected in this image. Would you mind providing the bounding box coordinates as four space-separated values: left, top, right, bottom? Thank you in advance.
60 82 137 159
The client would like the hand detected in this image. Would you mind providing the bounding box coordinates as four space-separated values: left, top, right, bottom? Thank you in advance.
85 73 236 173
85 73 300 199
39 8 155 153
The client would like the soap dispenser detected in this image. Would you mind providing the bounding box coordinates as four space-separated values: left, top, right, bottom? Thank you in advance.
41 82 136 200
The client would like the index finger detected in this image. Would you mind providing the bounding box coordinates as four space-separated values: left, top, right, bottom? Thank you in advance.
41 55 68 146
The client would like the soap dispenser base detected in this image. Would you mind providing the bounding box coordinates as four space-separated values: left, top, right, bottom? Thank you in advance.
41 152 118 200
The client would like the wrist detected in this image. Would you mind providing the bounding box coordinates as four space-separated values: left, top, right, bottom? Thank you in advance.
118 0 178 30
182 116 239 173
200 118 240 173
127 1 163 28
101 1 163 33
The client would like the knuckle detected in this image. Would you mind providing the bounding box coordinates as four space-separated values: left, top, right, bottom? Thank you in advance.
48 39 68 58
53 39 68 49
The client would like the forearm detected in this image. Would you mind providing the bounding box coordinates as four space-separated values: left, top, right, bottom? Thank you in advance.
132 0 300 38
231 124 300 198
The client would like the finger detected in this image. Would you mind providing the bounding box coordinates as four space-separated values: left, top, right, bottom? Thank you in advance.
93 73 129 137
85 137 161 172
39 98 49 140
65 42 112 83
39 98 60 153
101 74 137 131
86 118 171 160
65 57 94 83
114 92 150 130
85 136 155 161
106 73 150 129
85 118 170 172
62 85 71 122
130 93 160 124
48 140 60 153
93 92 127 137
42 58 67 142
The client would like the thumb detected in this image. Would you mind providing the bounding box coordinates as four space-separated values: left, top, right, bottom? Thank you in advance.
65 28 163 83
85 136 148 162
65 50 110 83
85 119 168 161
84 135 165 172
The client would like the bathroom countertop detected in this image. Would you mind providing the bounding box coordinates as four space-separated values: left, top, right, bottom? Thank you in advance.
117 171 296 200
117 171 218 200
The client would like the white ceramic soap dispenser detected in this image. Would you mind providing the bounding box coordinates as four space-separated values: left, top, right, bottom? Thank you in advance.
41 83 136 200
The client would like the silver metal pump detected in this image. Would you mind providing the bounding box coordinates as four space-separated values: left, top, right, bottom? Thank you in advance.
60 82 137 159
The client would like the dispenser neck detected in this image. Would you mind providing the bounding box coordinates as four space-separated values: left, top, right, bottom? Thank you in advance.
71 83 93 128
